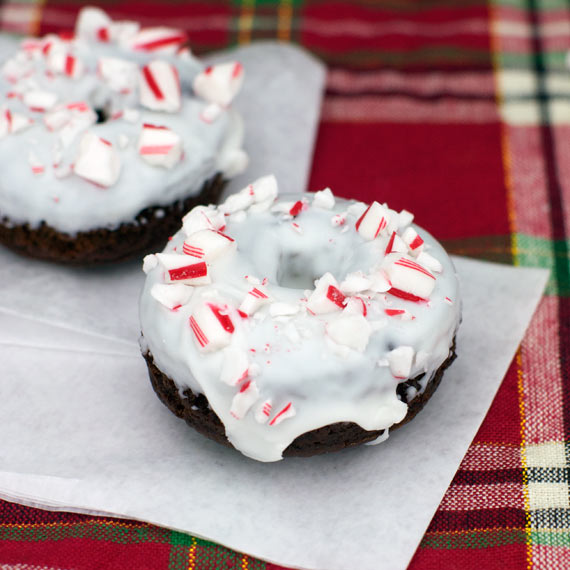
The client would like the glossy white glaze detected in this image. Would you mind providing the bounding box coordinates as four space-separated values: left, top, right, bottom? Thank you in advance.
139 180 461 462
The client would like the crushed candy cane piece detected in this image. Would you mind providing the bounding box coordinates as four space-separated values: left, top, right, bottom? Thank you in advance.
137 123 183 168
398 209 414 228
142 254 158 273
269 402 296 426
385 231 407 255
23 90 58 112
139 61 181 113
182 229 236 261
98 57 138 93
125 27 188 53
182 205 225 236
74 132 121 187
193 62 244 107
326 314 371 352
156 253 211 285
230 380 259 420
387 346 415 379
254 399 273 424
402 227 424 256
151 283 193 310
306 273 346 314
383 254 435 301
355 201 389 240
200 102 223 123
189 302 235 352
340 271 371 295
312 187 335 209
240 286 270 316
416 251 443 274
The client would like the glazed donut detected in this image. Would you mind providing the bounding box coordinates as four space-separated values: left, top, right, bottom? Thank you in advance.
0 7 247 263
139 176 461 462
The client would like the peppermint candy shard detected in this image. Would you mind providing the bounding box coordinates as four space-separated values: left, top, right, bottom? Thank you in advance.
23 90 59 112
230 380 259 420
182 206 225 236
326 314 372 352
398 209 414 228
387 346 415 379
74 132 121 187
125 27 188 54
142 254 158 274
416 251 443 274
138 124 183 169
182 229 236 261
220 186 254 214
340 271 371 295
355 201 389 241
156 253 211 285
151 283 193 310
98 57 138 93
139 61 181 113
250 175 278 203
402 227 424 256
269 402 296 426
306 273 346 314
220 347 249 386
312 187 335 209
193 62 244 107
189 302 235 352
239 285 271 316
385 231 407 255
254 399 273 424
383 254 436 301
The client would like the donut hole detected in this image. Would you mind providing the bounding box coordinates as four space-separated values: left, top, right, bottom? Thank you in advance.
277 251 321 289
95 107 110 124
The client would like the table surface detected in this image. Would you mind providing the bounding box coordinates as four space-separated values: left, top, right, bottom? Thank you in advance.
0 1 569 569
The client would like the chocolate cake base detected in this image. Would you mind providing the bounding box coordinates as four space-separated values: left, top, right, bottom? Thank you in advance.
142 339 457 458
0 173 225 264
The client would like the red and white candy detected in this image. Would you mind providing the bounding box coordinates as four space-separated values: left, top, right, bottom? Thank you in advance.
124 27 188 54
339 271 371 295
312 187 335 210
220 347 249 386
387 346 415 379
383 254 436 302
355 201 390 241
254 399 273 424
189 301 235 352
384 231 408 255
416 251 443 274
46 47 84 79
150 283 193 310
306 273 346 314
193 62 244 107
230 379 259 420
137 124 183 168
182 229 236 261
182 205 225 236
401 227 424 256
0 108 33 138
73 132 121 187
156 253 211 285
239 285 271 316
23 90 58 112
326 314 371 352
98 57 138 93
139 61 181 113
269 402 296 426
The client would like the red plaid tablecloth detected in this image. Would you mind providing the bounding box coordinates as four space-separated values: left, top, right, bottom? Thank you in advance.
0 1 569 568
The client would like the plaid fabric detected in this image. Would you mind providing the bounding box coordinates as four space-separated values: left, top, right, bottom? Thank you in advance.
0 0 569 568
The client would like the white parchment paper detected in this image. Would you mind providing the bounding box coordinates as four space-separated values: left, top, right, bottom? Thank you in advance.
0 259 548 570
0 40 325 341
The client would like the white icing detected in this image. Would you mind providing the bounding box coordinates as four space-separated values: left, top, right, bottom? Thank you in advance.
139 182 461 462
0 8 246 235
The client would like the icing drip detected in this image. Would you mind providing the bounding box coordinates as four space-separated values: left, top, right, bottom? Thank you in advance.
139 176 462 462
